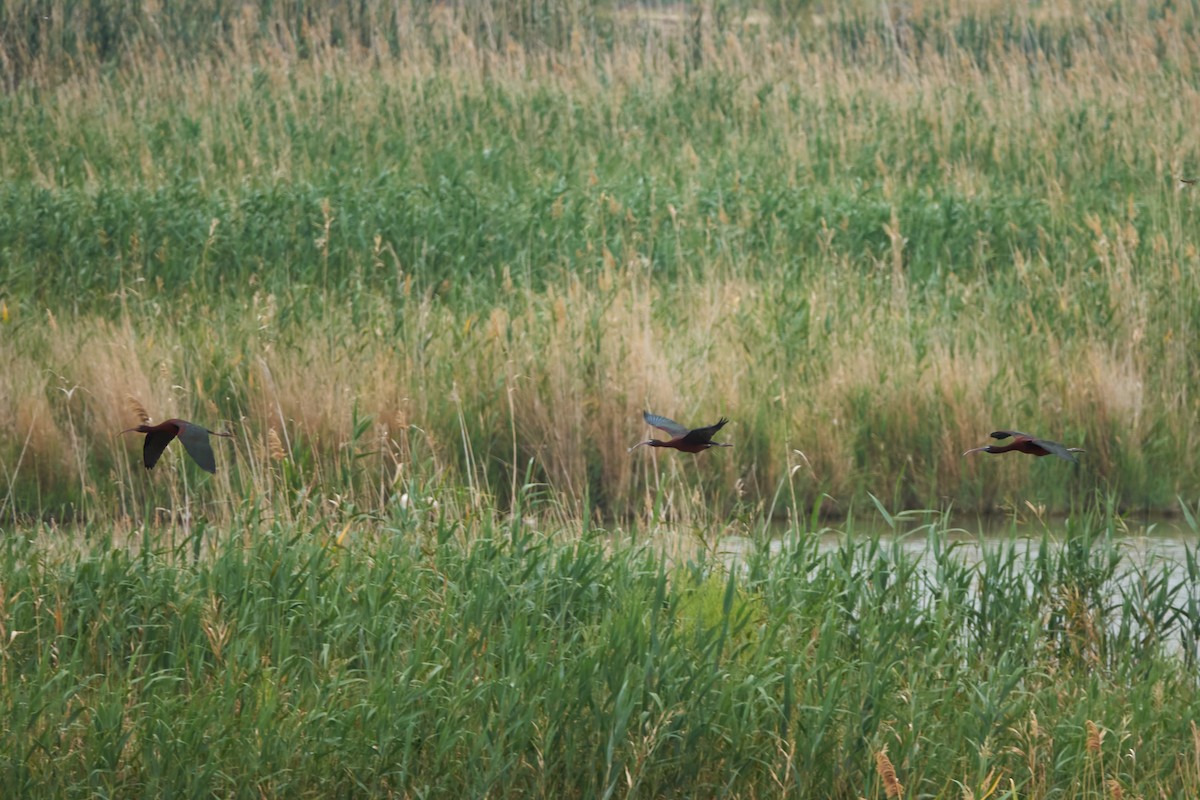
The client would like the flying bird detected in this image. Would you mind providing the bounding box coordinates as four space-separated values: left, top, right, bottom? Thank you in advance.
121 418 234 474
628 412 732 454
963 430 1084 463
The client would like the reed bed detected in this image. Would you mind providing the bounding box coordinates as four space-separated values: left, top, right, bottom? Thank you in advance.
0 503 1198 798
3 0 1200 522
5 5 1200 795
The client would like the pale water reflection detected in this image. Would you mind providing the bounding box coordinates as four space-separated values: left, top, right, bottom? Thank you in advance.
709 514 1200 655
716 514 1197 570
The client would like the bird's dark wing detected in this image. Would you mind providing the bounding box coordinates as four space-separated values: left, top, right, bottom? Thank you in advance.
142 429 177 469
643 412 689 438
989 430 1034 441
682 417 729 445
1031 438 1080 463
176 423 218 473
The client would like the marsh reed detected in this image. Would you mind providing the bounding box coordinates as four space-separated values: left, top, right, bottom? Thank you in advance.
1 501 1199 797
2 0 1200 525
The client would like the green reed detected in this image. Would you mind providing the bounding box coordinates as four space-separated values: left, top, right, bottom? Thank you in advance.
0 505 1197 798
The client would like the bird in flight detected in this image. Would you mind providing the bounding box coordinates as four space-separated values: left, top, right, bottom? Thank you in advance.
628 412 732 453
121 418 234 474
963 430 1084 463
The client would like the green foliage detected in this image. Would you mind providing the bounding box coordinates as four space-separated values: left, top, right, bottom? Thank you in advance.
0 511 1197 797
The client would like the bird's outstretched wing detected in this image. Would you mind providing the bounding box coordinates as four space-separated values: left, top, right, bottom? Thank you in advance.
177 423 219 473
643 412 689 438
682 417 729 445
989 430 1033 441
142 429 177 469
992 429 1080 462
1031 438 1081 463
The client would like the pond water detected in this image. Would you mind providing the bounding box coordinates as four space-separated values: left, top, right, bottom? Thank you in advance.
707 512 1200 655
716 512 1198 568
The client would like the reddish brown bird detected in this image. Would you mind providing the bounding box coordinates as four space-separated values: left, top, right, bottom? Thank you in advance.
963 430 1084 463
628 412 732 454
121 419 233 474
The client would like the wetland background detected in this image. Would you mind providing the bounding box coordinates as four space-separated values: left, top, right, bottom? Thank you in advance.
3 1 1200 797
4 0 1200 523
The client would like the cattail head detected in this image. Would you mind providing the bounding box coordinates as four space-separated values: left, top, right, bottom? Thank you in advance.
875 746 904 799
126 394 151 425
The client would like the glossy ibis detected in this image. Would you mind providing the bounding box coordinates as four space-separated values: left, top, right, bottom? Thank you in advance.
628 412 732 454
121 418 233 474
963 430 1084 463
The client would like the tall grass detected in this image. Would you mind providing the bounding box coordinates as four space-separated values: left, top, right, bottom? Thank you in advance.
3 0 1200 520
1 505 1198 797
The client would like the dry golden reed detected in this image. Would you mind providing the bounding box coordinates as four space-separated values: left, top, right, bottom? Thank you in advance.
126 395 150 426
268 428 286 462
875 746 904 799
1086 720 1104 754
0 239 1191 521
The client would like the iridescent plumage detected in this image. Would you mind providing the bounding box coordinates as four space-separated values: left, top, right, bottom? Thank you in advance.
963 430 1084 463
121 418 234 474
629 412 732 454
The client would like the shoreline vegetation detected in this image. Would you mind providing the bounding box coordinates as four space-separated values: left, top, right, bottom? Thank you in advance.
2 506 1200 797
3 1 1200 522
